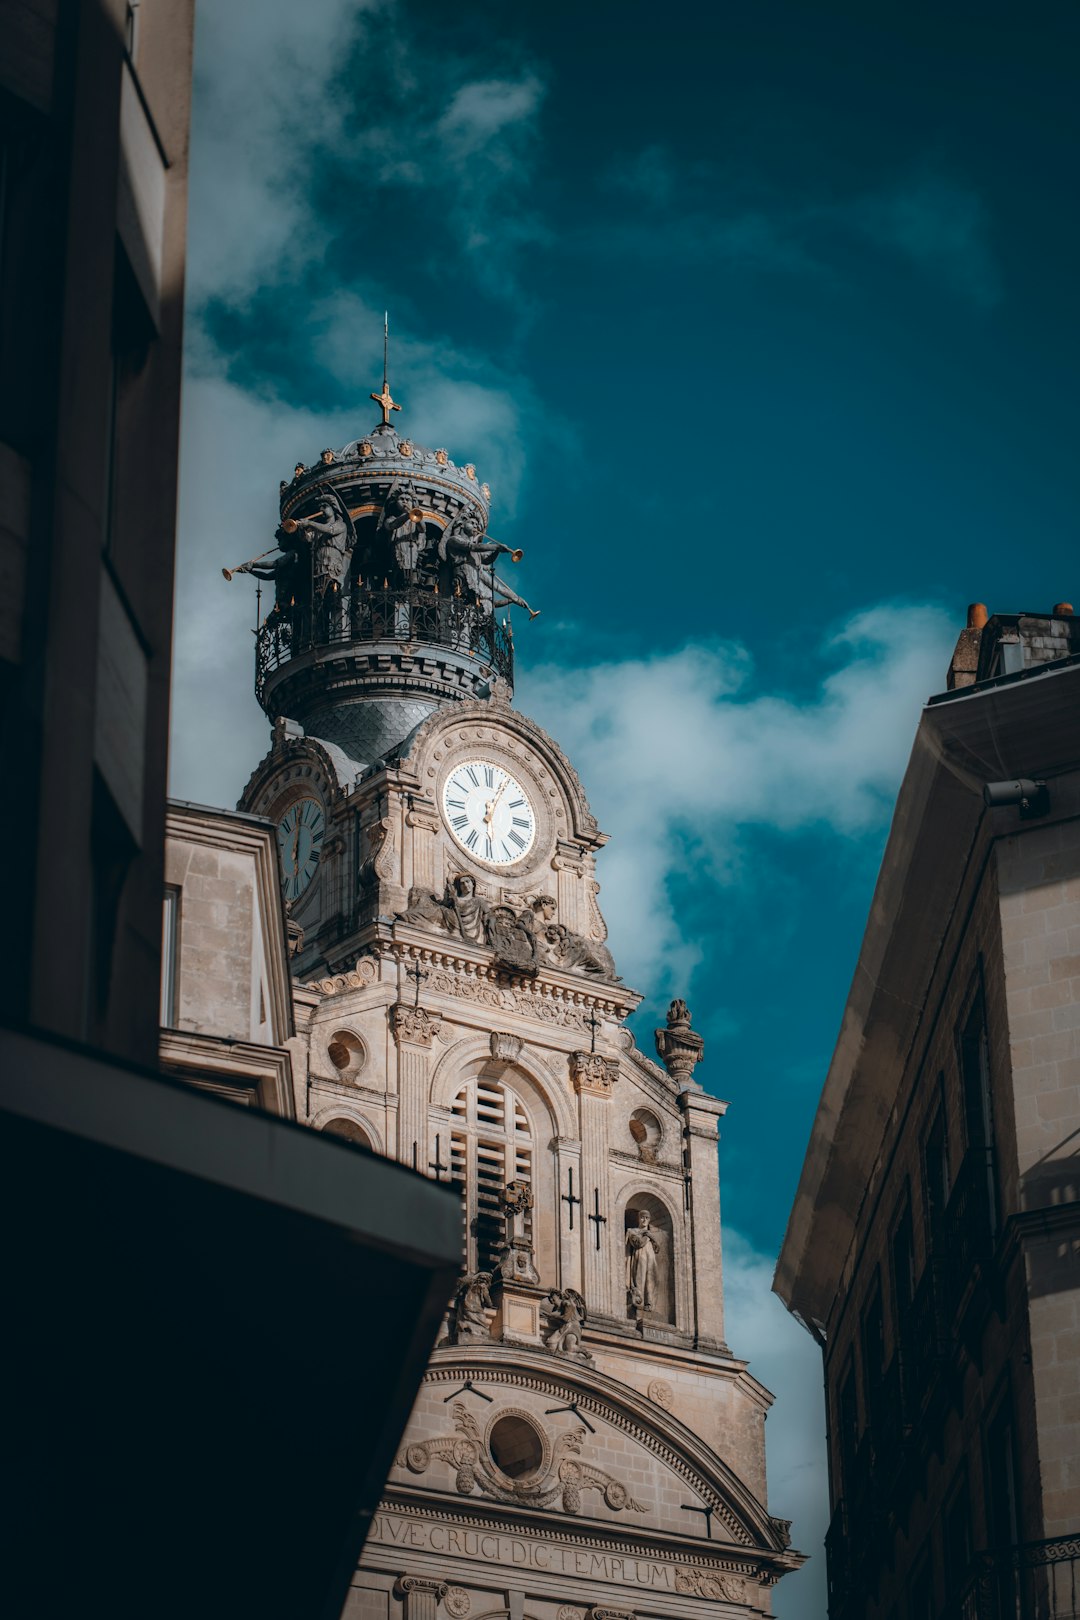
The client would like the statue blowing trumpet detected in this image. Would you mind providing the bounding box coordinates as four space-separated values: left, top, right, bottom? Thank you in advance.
222 546 279 581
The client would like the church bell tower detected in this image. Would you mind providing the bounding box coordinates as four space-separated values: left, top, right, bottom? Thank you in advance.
234 374 804 1613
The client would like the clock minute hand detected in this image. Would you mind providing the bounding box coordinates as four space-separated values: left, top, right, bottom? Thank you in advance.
484 777 510 827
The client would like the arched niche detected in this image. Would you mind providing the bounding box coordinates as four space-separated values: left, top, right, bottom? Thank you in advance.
623 1190 676 1325
629 1107 664 1163
325 1028 367 1082
310 1104 383 1154
321 1117 372 1148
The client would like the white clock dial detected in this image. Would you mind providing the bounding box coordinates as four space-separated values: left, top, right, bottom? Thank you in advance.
277 796 325 901
442 759 536 865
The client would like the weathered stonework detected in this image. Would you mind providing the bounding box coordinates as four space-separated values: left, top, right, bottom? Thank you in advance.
230 403 805 1616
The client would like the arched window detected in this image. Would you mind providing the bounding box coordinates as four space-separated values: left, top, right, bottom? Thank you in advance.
450 1078 532 1272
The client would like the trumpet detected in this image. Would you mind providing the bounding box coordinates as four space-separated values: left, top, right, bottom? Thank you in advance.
221 546 278 581
510 548 524 562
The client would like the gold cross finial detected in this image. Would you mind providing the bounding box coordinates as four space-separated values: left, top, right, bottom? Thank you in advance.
371 310 401 426
370 382 401 426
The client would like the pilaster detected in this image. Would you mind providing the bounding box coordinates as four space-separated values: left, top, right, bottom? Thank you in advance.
571 1051 619 1318
391 1003 442 1172
394 1575 447 1620
678 1088 729 1348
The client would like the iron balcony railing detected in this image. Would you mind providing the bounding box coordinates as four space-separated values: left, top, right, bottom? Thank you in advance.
959 1534 1080 1620
254 587 514 702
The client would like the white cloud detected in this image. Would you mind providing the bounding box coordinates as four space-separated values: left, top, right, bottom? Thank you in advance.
723 1229 828 1619
518 602 957 996
187 0 374 304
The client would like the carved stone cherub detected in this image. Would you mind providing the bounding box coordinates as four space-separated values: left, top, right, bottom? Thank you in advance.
446 1271 493 1343
542 1288 592 1361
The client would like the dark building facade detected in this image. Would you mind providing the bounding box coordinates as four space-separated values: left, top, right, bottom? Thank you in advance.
775 603 1080 1618
0 12 463 1620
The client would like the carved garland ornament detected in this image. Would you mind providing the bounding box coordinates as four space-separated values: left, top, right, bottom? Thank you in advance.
674 1568 747 1601
419 1366 750 1545
397 1403 646 1517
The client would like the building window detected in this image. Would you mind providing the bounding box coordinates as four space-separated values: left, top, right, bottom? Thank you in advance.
160 885 179 1026
922 1096 950 1253
890 1195 915 1345
943 1471 973 1602
488 1413 544 1482
861 1278 885 1435
450 1078 532 1273
958 979 999 1237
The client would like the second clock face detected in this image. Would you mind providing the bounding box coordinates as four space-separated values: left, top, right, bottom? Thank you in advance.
442 759 537 865
277 796 325 901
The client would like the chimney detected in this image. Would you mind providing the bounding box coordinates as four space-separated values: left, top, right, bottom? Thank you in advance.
946 602 987 691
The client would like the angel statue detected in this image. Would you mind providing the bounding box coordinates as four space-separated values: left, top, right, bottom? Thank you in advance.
378 480 430 575
542 1288 592 1361
439 509 540 619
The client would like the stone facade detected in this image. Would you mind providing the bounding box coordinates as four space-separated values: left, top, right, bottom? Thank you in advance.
220 398 804 1611
776 607 1080 1617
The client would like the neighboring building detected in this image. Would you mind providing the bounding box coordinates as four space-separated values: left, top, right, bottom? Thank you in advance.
0 12 463 1619
227 391 806 1615
775 603 1080 1618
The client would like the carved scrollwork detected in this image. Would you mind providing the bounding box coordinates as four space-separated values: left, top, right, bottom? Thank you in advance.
673 1568 747 1601
396 1404 646 1516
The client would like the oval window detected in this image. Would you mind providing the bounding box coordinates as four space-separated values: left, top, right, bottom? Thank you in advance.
488 1414 544 1480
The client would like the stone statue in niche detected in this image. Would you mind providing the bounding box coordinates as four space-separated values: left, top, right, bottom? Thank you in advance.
378 480 429 575
444 1271 493 1343
542 1288 592 1362
626 1210 660 1315
439 509 540 619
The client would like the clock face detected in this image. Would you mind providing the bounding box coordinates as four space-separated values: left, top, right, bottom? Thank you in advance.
277 796 325 901
442 759 537 865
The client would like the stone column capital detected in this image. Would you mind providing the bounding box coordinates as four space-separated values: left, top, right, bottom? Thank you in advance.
391 1004 442 1047
394 1576 449 1599
570 1051 619 1097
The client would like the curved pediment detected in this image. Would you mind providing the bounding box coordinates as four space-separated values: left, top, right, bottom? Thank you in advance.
393 1345 788 1556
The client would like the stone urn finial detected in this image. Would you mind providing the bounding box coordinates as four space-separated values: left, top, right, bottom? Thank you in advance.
655 998 704 1089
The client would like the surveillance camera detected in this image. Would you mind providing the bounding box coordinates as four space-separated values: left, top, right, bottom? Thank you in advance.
983 779 1050 818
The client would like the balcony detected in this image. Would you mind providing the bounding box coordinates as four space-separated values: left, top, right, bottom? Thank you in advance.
959 1534 1080 1619
255 586 514 704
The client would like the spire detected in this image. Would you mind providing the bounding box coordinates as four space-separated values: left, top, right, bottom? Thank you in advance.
370 311 401 426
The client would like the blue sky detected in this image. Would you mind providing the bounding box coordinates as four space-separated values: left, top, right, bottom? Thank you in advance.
170 3 1080 1609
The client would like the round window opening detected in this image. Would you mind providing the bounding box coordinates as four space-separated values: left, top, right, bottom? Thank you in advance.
488 1414 544 1481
